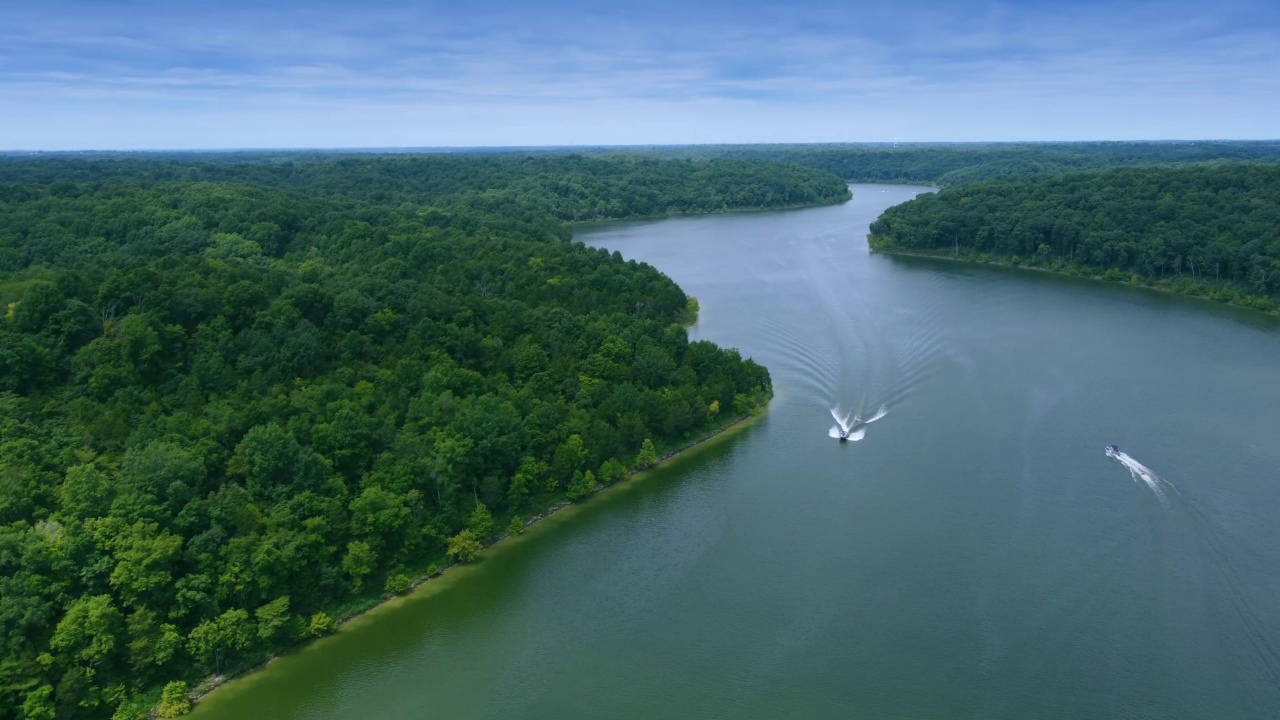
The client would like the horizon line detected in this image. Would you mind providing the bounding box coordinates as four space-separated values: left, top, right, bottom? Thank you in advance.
4 138 1280 155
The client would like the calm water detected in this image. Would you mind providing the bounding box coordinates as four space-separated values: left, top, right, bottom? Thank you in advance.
194 185 1280 719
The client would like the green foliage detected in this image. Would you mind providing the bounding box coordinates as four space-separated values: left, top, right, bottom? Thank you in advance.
254 597 291 642
186 609 254 674
342 541 377 593
507 456 547 506
683 296 700 324
384 574 412 595
467 503 495 540
633 439 660 470
126 609 183 672
154 681 191 718
870 164 1280 310
447 529 483 563
307 612 335 637
566 470 598 502
0 153 778 719
507 516 525 536
50 594 123 665
598 458 629 486
22 685 56 720
110 694 153 720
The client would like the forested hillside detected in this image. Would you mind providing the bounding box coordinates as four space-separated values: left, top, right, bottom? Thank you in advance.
0 155 820 719
868 164 1280 311
600 141 1280 185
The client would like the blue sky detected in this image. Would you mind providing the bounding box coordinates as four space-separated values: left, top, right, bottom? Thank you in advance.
2 0 1278 149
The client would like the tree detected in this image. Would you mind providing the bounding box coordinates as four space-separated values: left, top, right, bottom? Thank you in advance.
384 573 412 595
205 232 263 261
507 516 525 537
467 502 495 539
126 608 182 671
342 541 377 593
447 529 483 563
308 612 335 637
155 681 191 718
633 438 659 470
598 458 628 486
255 596 291 642
566 470 598 501
107 521 184 608
551 434 588 481
349 486 411 550
50 594 123 666
187 608 254 674
58 464 113 520
22 685 56 720
230 423 328 503
506 456 546 505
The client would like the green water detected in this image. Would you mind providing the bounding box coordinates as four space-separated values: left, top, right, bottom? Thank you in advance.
193 185 1280 719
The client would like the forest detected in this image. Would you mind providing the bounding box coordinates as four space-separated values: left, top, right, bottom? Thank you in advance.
571 140 1280 184
19 141 1280 188
0 155 841 719
867 163 1280 311
0 154 851 222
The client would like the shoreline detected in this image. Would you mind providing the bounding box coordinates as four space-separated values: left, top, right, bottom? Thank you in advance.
870 245 1280 317
187 401 769 711
566 192 852 227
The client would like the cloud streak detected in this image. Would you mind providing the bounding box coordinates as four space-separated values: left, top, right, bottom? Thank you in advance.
2 0 1278 148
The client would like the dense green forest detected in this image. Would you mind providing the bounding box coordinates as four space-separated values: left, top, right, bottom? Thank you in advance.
0 155 834 719
17 141 1280 187
0 154 851 222
619 141 1280 185
868 164 1280 311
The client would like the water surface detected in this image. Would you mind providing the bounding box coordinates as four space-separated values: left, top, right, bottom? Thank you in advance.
194 185 1280 719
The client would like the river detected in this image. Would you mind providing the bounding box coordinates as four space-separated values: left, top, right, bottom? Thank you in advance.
192 185 1280 719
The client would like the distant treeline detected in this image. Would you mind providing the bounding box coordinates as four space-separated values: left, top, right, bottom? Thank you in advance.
0 155 838 719
0 154 851 222
868 164 1280 311
611 141 1280 185
16 141 1280 187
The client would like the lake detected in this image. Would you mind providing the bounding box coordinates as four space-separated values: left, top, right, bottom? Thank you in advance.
192 185 1280 719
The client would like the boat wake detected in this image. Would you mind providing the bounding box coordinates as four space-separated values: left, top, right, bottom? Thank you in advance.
829 404 887 442
1105 445 1176 503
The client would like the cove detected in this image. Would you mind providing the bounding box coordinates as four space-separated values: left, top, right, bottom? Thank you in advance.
191 185 1280 719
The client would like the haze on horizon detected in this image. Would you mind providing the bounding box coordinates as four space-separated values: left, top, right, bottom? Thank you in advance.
2 0 1278 151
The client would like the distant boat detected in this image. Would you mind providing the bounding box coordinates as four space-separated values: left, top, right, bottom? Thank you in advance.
1105 444 1120 459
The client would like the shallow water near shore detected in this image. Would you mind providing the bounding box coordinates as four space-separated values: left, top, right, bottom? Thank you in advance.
192 185 1280 719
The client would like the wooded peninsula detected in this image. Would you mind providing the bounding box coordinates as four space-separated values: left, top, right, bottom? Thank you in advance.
0 155 848 720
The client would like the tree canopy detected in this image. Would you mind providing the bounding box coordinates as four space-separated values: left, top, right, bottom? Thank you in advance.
0 154 802 719
582 141 1280 185
868 163 1280 311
